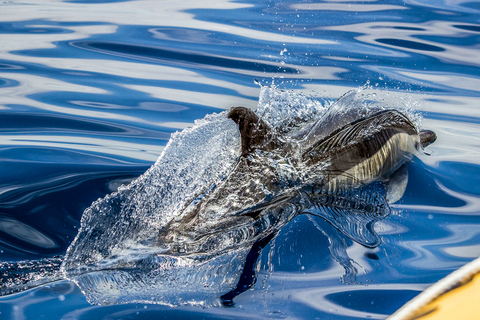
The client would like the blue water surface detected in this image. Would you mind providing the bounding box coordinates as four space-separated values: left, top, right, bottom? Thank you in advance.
1 0 480 319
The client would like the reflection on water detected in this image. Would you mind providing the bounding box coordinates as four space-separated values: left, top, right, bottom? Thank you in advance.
1 0 480 319
0 216 57 249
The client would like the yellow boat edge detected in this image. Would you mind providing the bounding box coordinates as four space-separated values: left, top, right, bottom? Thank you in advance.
388 256 480 320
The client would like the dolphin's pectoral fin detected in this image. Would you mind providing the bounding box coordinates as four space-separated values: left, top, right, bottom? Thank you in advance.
303 186 391 248
384 163 409 204
228 106 274 156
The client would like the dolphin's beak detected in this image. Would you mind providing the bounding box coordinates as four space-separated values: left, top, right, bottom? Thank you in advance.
419 130 437 148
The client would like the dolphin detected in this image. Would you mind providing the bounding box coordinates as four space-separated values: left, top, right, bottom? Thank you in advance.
219 106 436 304
161 106 435 233
0 99 436 306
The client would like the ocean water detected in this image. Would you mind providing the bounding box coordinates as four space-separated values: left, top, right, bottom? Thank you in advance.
1 0 480 319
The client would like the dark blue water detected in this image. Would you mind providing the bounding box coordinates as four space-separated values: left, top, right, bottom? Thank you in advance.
1 0 480 319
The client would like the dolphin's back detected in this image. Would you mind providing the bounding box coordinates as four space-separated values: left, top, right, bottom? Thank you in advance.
302 110 421 189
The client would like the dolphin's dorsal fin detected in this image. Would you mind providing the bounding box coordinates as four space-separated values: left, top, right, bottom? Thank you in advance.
228 107 273 156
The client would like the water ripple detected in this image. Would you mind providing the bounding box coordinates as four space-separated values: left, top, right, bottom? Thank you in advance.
376 38 445 52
